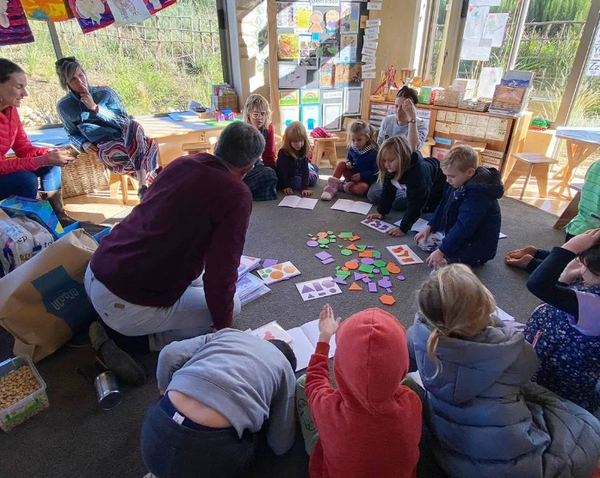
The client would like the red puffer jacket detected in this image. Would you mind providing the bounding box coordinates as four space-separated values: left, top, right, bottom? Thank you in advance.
0 106 49 176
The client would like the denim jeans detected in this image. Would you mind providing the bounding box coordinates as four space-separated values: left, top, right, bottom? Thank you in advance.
367 181 407 211
141 395 257 478
0 166 62 200
84 265 241 351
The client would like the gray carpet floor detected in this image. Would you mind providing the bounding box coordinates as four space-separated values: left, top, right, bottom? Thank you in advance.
0 175 565 478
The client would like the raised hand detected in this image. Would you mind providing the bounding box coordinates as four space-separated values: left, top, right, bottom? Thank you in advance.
318 304 341 343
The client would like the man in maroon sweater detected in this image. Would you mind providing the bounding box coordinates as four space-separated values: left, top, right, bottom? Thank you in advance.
84 122 265 353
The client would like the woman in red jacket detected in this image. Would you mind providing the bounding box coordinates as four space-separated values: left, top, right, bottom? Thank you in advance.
0 59 73 223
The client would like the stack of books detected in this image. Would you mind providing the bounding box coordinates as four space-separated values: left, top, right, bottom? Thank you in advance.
236 256 271 306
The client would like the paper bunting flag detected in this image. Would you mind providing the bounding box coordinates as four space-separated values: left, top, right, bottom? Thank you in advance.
143 0 176 15
69 0 115 33
0 0 34 45
107 0 150 26
21 0 72 21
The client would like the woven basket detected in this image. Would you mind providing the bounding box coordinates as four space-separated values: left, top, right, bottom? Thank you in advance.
458 99 491 112
434 87 465 108
211 94 239 112
490 85 530 114
61 151 109 199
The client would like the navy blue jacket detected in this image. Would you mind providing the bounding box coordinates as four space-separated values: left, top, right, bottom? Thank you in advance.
429 166 504 265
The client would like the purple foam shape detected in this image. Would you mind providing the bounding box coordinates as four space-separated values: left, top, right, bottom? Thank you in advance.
397 275 406 281
378 279 392 288
386 288 392 294
333 277 347 285
367 245 374 249
354 271 363 281
301 285 313 294
315 251 332 260
361 276 371 283
263 259 278 268
373 268 380 274
352 258 360 263
321 257 335 265
373 252 382 259
322 280 336 288
368 283 377 293
307 240 319 247
361 257 374 265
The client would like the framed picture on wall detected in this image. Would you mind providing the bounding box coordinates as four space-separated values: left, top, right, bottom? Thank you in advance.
280 105 300 132
344 87 362 115
301 104 321 131
279 64 308 89
323 103 343 131
301 89 320 104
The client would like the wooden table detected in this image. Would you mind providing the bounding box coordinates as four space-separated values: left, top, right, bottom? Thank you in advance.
549 127 600 200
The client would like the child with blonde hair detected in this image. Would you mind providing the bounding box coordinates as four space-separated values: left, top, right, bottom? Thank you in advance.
367 135 444 236
277 121 318 196
415 145 504 268
321 120 378 200
407 264 600 478
242 94 278 201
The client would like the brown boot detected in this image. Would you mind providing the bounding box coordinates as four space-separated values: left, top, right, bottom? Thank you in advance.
43 190 77 228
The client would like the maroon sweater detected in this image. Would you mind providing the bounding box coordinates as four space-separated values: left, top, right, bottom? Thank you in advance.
90 154 252 330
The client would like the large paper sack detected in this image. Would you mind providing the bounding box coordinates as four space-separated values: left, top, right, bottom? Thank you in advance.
0 230 98 362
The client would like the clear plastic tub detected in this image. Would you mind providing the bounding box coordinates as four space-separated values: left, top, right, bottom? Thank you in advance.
0 355 49 432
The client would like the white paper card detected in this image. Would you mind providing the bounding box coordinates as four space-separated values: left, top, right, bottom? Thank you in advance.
362 63 376 71
331 199 372 215
278 196 318 209
364 41 378 49
365 33 379 41
362 71 377 79
367 2 382 10
362 47 378 56
408 217 429 233
366 18 381 27
295 276 343 302
386 244 424 265
361 218 396 234
365 26 379 35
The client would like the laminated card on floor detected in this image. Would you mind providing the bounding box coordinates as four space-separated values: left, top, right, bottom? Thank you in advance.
361 218 396 233
330 199 372 215
295 276 343 301
278 196 318 210
386 244 424 265
257 261 301 285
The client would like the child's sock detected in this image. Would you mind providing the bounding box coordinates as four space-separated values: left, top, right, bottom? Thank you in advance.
321 177 341 201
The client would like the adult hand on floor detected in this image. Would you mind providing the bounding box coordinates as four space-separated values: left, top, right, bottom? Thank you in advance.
563 228 600 255
318 304 341 344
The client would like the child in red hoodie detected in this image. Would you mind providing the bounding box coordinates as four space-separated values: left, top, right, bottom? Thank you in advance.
296 304 422 478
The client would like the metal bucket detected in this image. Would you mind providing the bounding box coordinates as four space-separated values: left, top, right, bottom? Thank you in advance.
94 371 123 411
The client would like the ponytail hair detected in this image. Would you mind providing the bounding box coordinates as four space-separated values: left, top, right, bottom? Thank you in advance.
347 119 378 149
418 264 496 377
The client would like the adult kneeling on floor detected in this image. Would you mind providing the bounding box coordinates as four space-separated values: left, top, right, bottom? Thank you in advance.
84 121 264 383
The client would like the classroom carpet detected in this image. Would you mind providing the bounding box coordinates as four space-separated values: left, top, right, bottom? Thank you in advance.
0 177 565 478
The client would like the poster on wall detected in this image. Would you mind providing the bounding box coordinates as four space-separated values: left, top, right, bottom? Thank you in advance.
324 9 340 34
301 104 321 131
318 37 339 58
334 64 350 87
279 64 308 88
463 6 489 40
276 2 295 28
299 35 319 68
340 2 359 33
278 33 300 60
482 13 508 47
344 87 362 115
280 105 300 132
308 10 325 34
279 90 299 106
319 60 336 87
323 104 343 131
301 89 320 104
294 3 312 32
340 34 357 63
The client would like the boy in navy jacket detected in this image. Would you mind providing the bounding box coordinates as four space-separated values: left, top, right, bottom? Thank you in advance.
415 145 504 268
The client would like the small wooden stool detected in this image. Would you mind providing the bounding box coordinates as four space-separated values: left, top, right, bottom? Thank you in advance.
109 172 139 205
312 136 340 169
182 142 212 155
504 152 559 200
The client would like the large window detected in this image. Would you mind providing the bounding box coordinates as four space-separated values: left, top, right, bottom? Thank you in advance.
0 0 224 126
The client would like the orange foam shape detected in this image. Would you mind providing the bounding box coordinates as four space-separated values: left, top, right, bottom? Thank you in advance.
272 264 283 270
403 258 415 263
358 250 373 258
341 267 349 271
345 261 359 270
270 271 284 279
349 282 363 291
317 232 328 238
386 262 401 274
380 295 396 306
346 244 358 251
283 266 297 273
349 236 360 242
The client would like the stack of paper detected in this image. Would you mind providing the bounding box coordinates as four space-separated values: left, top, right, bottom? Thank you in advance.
238 255 261 279
236 273 271 306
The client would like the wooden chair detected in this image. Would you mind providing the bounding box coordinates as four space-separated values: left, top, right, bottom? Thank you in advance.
503 152 559 200
312 135 340 169
181 142 213 155
108 172 139 205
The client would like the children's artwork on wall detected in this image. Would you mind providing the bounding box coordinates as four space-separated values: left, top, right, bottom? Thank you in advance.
299 35 318 68
318 37 339 58
348 63 362 85
294 2 312 31
324 9 339 34
108 0 150 26
69 0 115 33
340 2 359 33
323 103 342 131
344 87 362 115
301 89 320 104
334 63 350 87
21 0 71 21
319 60 335 88
143 0 175 15
279 90 299 106
301 104 321 131
278 33 300 60
308 10 323 33
279 63 308 88
339 34 357 63
276 1 295 28
0 0 34 44
280 105 300 132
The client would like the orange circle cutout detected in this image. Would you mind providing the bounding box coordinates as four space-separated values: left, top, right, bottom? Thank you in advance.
283 266 296 273
270 271 284 279
317 232 328 238
345 261 359 270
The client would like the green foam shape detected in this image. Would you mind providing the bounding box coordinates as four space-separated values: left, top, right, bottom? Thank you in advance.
381 268 390 276
374 260 386 268
340 249 353 256
358 263 374 274
327 231 334 234
339 232 353 238
356 245 367 252
336 271 351 279
318 238 329 244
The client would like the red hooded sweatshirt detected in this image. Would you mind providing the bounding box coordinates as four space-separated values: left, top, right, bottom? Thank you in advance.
0 106 49 176
305 308 422 478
